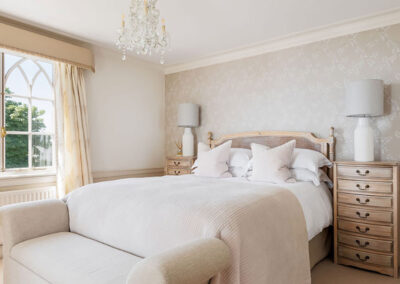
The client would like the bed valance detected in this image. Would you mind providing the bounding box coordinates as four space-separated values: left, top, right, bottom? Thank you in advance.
0 19 94 71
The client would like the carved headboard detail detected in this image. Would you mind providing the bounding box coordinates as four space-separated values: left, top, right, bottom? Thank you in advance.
207 127 336 179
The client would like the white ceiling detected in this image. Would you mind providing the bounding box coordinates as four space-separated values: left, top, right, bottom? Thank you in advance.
1 0 400 66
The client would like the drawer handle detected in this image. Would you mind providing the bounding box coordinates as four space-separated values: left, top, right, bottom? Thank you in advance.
356 169 370 176
356 211 370 219
356 226 370 233
356 253 370 262
356 198 370 205
173 161 181 166
355 240 370 248
356 184 370 190
174 170 181 175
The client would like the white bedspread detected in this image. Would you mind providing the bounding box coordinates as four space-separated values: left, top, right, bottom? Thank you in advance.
65 175 331 284
223 177 333 240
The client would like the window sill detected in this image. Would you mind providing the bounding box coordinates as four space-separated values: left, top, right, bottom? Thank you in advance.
0 169 56 180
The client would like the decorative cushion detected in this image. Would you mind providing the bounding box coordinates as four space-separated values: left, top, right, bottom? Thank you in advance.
193 141 232 178
250 140 296 183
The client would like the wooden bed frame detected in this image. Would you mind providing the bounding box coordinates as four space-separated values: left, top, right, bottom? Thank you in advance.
207 127 336 179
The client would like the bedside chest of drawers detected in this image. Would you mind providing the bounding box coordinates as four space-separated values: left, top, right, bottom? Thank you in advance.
334 161 399 277
165 156 196 176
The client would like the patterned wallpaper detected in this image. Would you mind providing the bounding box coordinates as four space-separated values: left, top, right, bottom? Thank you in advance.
165 24 400 160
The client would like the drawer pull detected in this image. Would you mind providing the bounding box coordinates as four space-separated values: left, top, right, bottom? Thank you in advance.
356 169 370 176
356 184 370 190
173 161 181 166
355 240 370 248
356 226 370 233
356 211 370 219
174 170 181 175
356 253 370 262
356 198 370 205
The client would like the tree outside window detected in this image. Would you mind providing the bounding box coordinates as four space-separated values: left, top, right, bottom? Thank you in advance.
1 53 55 171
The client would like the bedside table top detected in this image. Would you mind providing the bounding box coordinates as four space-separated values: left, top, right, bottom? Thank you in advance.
335 161 399 166
167 156 196 160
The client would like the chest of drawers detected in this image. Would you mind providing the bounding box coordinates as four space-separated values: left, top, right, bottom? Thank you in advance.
165 156 196 176
334 161 399 277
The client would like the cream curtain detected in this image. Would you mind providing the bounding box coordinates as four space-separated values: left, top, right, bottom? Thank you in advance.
55 63 92 196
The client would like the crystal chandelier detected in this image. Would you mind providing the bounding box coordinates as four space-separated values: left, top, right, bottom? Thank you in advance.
116 0 170 64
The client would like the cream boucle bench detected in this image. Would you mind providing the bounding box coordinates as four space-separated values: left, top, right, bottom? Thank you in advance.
0 200 231 284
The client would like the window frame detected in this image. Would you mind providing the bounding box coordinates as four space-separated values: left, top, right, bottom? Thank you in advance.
0 50 57 174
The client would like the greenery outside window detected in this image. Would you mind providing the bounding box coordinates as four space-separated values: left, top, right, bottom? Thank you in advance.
0 51 56 172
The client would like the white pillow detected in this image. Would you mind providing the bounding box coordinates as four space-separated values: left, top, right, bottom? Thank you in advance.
228 148 252 177
250 141 296 183
193 141 232 178
291 148 332 175
291 168 320 185
229 148 252 167
229 166 247 177
291 168 333 187
320 170 333 188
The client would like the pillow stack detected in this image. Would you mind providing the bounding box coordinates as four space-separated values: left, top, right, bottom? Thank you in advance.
248 141 332 185
290 148 332 186
191 138 333 186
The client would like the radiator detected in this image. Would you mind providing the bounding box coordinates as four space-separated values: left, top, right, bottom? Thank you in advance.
0 186 57 207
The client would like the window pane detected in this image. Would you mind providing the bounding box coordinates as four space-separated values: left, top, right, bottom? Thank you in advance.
32 135 52 167
5 134 28 169
37 61 53 82
5 67 29 96
32 72 53 99
20 60 40 84
5 96 29 131
4 54 22 74
32 100 54 132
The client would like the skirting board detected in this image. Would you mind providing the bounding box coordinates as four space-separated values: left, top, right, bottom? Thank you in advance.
164 7 400 74
92 168 164 183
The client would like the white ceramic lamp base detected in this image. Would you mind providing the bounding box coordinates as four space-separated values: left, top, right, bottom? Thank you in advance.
182 127 194 156
354 117 374 162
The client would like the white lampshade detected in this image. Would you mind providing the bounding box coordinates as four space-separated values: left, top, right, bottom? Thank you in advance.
345 79 384 117
177 103 199 128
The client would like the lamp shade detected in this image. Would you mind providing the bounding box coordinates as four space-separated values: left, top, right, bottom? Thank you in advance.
345 79 384 117
177 103 199 127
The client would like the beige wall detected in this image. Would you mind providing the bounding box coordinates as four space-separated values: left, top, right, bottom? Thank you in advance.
85 46 165 172
165 24 400 161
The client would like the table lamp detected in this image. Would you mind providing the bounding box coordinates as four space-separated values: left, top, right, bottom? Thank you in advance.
345 79 384 162
178 103 199 156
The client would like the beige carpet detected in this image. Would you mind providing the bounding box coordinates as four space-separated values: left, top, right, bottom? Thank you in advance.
312 258 400 284
0 258 399 283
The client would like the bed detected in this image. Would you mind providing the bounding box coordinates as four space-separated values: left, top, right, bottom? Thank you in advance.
206 128 336 269
65 128 336 284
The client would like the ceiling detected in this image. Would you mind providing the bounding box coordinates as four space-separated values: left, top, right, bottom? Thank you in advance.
1 0 400 66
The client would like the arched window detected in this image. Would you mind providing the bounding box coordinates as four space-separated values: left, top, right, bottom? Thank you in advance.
1 51 55 170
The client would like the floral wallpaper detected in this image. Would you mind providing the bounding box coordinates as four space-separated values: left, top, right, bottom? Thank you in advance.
165 24 400 161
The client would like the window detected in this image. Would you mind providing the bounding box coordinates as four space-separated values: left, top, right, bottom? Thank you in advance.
0 51 56 172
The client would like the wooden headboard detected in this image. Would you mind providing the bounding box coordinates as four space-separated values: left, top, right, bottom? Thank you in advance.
207 127 336 178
